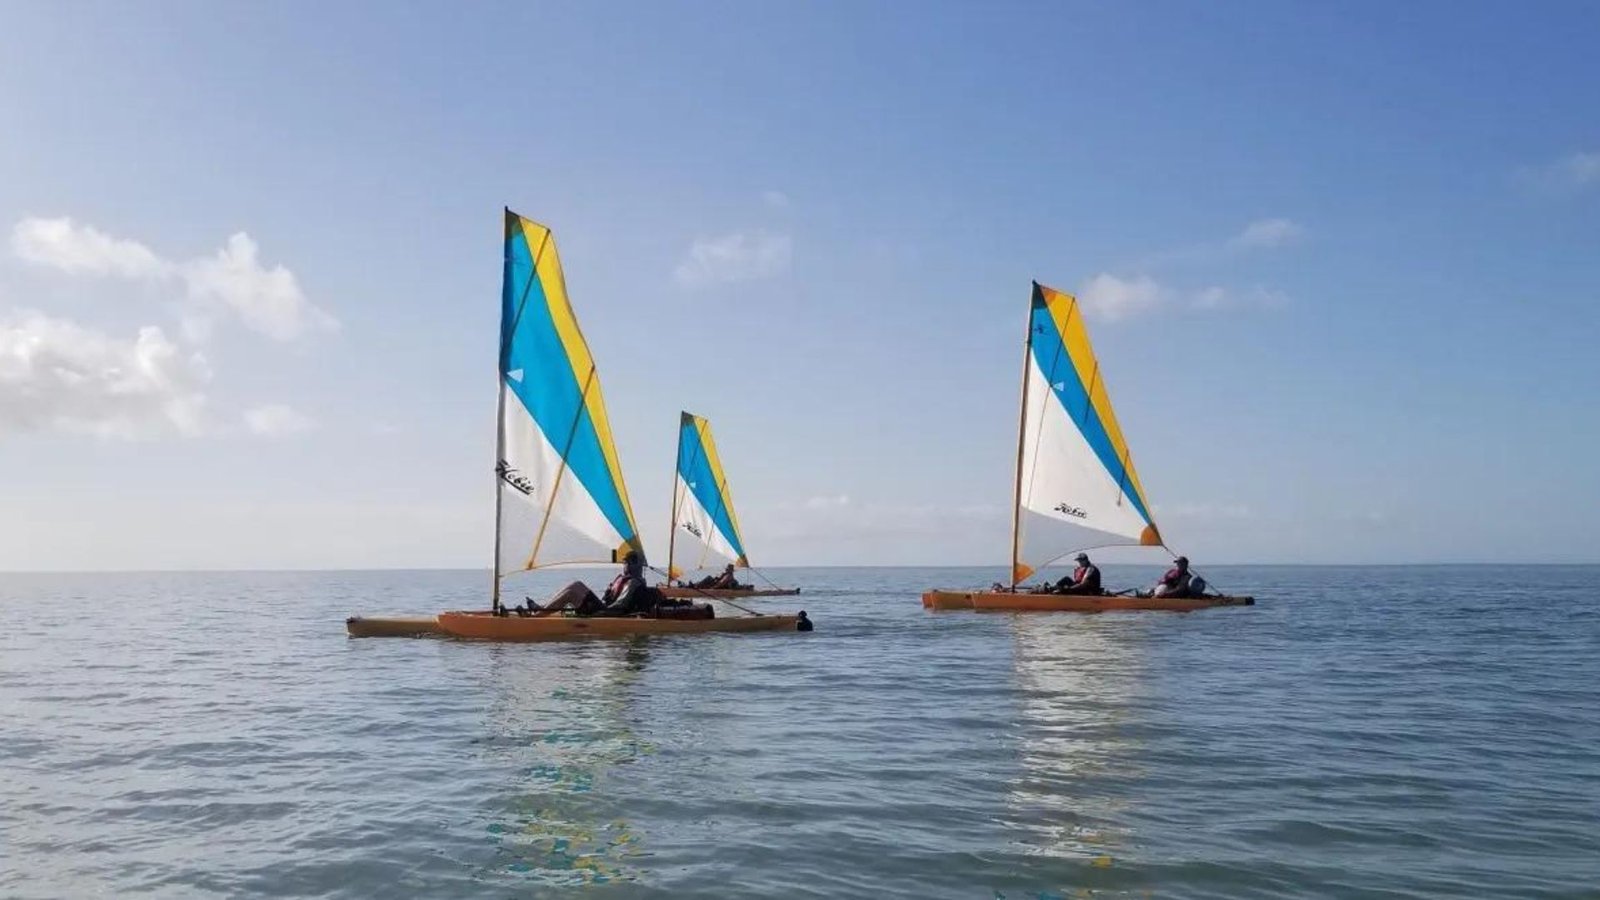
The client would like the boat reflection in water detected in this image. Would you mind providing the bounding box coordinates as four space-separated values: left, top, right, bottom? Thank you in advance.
1003 613 1149 871
477 640 655 886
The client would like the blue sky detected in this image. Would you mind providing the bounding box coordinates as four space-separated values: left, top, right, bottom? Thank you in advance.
2 1 1596 570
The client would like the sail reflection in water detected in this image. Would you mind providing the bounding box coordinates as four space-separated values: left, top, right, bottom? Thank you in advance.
477 642 656 886
1005 616 1149 864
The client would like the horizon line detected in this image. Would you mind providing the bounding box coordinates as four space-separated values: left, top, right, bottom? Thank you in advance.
2 561 1598 576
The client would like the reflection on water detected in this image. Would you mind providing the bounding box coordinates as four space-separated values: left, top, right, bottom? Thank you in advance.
5 567 1599 899
478 640 656 886
1005 615 1152 883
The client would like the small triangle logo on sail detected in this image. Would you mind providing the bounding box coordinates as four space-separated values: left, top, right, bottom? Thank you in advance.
507 369 524 383
1053 381 1066 391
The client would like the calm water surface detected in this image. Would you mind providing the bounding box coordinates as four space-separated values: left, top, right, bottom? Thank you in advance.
3 566 1598 898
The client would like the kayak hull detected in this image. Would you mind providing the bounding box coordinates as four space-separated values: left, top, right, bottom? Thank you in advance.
657 586 801 599
435 610 801 641
346 615 444 637
922 590 1254 612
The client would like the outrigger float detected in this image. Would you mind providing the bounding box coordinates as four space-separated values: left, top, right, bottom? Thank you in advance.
348 210 803 641
659 586 801 600
921 282 1254 613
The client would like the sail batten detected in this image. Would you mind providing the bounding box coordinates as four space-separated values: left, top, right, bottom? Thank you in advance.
668 412 748 577
1013 282 1161 581
495 210 641 583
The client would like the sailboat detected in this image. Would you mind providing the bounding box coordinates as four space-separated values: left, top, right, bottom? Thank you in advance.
922 282 1253 612
657 411 800 600
348 210 800 640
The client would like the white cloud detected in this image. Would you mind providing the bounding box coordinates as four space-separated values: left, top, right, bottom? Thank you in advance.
183 233 335 341
1229 218 1305 250
11 217 172 279
244 403 313 437
1078 273 1168 321
1192 285 1289 311
0 309 210 438
1517 151 1600 194
802 494 851 510
1157 502 1254 520
1071 275 1288 321
761 190 791 209
1137 217 1307 268
12 216 336 341
673 229 793 287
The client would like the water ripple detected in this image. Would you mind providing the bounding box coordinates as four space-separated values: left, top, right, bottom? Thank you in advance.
3 566 1599 898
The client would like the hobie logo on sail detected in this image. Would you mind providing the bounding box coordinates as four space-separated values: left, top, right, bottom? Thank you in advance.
1054 502 1088 519
681 521 703 538
496 460 535 496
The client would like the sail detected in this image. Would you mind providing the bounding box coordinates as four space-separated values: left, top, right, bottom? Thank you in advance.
667 411 748 579
1013 282 1161 583
495 210 642 582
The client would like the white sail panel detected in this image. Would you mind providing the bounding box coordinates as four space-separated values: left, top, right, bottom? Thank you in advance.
497 387 630 574
670 472 743 574
1017 361 1154 570
1013 283 1160 582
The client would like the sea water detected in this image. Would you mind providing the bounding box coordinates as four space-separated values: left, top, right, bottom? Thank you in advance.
2 566 1597 898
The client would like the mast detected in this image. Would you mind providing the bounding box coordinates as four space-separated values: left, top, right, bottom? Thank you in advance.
667 411 688 582
1010 283 1039 588
491 209 511 613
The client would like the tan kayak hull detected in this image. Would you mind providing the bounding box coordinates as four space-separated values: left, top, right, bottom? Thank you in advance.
922 590 1255 612
345 616 445 637
434 610 800 641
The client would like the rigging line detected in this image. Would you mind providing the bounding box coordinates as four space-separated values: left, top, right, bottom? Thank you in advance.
675 433 711 575
502 223 552 368
1081 359 1128 513
1085 362 1139 516
1020 303 1071 549
1158 543 1224 596
492 215 547 611
667 415 687 577
691 419 743 568
526 364 601 569
701 470 741 569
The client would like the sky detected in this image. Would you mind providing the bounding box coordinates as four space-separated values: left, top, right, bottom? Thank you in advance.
1 1 1597 571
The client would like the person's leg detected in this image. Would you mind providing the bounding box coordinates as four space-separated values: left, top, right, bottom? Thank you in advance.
536 581 593 616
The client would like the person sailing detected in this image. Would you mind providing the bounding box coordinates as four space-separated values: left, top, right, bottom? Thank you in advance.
692 563 746 590
527 550 661 617
1152 556 1206 598
1047 553 1102 595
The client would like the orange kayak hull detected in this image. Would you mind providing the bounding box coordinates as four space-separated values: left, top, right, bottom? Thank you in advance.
435 610 800 641
922 590 1254 612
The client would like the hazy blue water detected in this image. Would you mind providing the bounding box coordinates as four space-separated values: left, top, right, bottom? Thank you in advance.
2 565 1598 899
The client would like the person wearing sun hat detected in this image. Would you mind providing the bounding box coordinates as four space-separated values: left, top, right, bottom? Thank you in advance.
1048 552 1103 595
1153 556 1193 598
